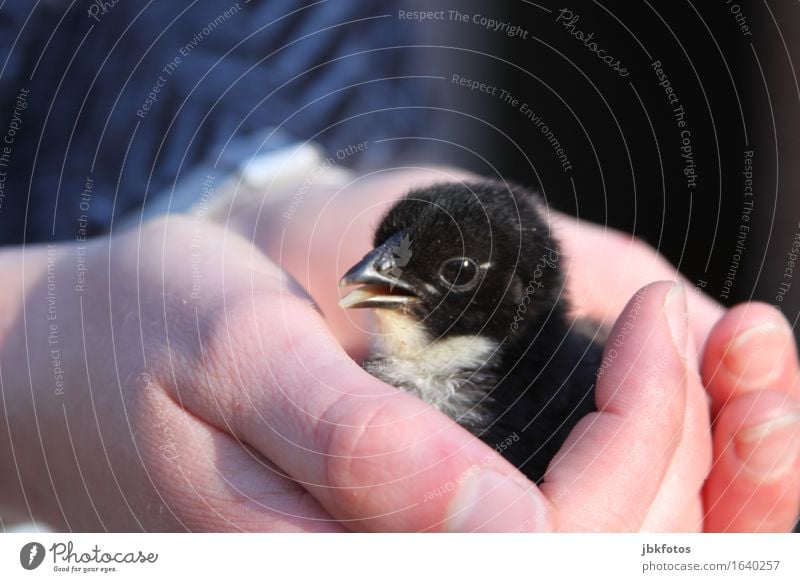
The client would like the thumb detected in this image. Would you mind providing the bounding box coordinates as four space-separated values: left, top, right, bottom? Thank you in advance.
541 281 690 530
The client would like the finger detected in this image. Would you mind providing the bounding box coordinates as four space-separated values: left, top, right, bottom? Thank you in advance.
702 303 800 414
551 213 723 355
540 281 690 531
701 304 800 531
169 292 555 532
133 382 345 532
639 328 713 532
703 391 800 531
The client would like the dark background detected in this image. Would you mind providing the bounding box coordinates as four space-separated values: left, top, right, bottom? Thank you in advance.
414 0 800 335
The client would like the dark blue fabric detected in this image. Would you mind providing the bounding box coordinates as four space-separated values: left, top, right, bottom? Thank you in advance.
0 0 440 243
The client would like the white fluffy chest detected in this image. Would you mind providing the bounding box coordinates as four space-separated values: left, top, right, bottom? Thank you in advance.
368 311 498 426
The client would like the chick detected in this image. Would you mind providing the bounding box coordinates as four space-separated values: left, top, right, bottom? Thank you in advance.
339 181 602 483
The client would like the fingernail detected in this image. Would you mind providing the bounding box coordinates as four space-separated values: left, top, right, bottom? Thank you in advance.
724 321 790 386
734 412 800 480
445 469 551 532
665 282 688 356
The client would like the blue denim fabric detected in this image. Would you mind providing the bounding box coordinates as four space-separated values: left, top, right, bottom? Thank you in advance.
0 1 438 243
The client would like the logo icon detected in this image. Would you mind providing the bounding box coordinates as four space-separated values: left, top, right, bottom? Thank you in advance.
20 542 46 570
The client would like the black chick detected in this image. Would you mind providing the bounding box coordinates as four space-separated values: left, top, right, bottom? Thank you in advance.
339 180 603 483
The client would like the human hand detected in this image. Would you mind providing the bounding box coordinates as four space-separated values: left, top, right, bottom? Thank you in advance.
527 280 798 532
702 303 800 531
246 168 798 531
4 170 796 532
552 210 800 531
0 215 553 531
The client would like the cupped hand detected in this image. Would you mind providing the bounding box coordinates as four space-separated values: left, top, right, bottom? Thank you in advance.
552 206 800 531
1 214 550 531
107 221 710 531
239 167 798 531
7 168 797 532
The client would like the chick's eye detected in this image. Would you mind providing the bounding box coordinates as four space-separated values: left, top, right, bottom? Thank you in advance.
439 257 479 290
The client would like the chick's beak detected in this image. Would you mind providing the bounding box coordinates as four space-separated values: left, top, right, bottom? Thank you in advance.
338 231 420 309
